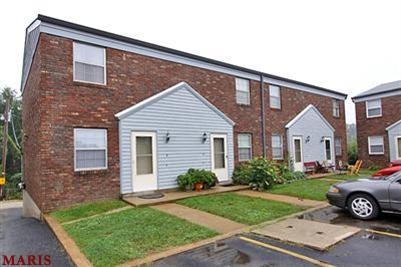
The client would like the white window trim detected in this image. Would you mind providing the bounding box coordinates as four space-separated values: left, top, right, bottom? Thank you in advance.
368 136 384 155
365 99 382 118
272 134 283 160
332 99 340 117
269 85 281 109
74 128 108 171
334 137 342 156
395 136 401 160
73 42 107 85
235 77 250 105
238 133 252 161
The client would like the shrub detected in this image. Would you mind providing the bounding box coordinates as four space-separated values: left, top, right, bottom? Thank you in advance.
177 168 217 191
232 163 251 185
3 172 22 200
246 158 278 191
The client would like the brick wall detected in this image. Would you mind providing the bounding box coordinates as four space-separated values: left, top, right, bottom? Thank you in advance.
22 33 347 211
355 95 401 168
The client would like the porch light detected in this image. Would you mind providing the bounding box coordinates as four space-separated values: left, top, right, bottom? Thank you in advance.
305 136 310 143
320 136 325 143
165 132 170 143
202 132 207 143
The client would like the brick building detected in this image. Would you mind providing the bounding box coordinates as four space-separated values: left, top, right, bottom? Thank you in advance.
352 80 401 168
21 15 347 214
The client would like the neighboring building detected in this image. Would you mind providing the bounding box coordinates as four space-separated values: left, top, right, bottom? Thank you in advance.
352 80 401 168
21 15 347 214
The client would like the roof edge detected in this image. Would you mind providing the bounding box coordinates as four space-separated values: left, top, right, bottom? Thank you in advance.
36 14 347 98
352 87 401 101
285 104 335 131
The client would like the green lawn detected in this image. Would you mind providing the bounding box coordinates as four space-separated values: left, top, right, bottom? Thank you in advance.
329 168 376 181
177 193 304 225
64 207 217 267
51 199 128 223
268 179 337 201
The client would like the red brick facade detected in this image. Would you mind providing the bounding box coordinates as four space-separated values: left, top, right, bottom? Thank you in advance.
355 95 401 168
22 33 347 211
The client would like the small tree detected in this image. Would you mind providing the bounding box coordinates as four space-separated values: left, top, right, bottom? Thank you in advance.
347 139 357 165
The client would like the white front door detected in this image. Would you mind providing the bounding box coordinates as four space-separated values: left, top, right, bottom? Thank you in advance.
396 136 401 160
132 132 157 192
324 137 333 164
292 137 303 172
211 134 229 182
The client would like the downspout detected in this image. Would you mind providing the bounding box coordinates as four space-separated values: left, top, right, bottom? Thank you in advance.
260 74 266 158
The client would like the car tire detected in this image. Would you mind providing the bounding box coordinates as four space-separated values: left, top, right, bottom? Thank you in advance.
347 193 379 220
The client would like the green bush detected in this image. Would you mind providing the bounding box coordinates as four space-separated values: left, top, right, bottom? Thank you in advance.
177 168 217 191
347 139 358 165
232 163 251 185
3 172 22 200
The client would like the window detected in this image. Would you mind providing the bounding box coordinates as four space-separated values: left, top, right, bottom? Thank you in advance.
332 99 340 117
269 85 281 109
366 99 382 118
235 78 250 105
238 134 252 161
73 42 106 84
325 138 332 161
368 136 384 155
272 135 283 159
335 137 342 156
74 128 107 170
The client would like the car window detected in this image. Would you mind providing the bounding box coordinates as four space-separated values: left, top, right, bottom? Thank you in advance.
387 170 401 181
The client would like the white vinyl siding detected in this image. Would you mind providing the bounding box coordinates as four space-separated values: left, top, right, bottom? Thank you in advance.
269 85 281 109
335 137 342 156
74 128 107 171
366 99 382 118
73 42 106 84
238 134 252 161
368 136 384 155
332 99 340 117
272 135 283 159
235 78 250 105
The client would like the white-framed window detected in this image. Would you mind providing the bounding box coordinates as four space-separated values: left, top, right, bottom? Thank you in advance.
332 99 340 117
235 78 250 105
74 128 107 171
368 136 384 155
269 85 281 109
335 137 342 156
272 134 283 159
238 134 252 161
73 42 106 85
366 99 382 118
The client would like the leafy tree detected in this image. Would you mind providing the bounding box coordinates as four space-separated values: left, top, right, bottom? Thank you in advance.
347 138 357 165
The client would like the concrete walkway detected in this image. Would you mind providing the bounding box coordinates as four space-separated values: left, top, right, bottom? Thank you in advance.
152 203 245 234
124 185 248 207
235 190 325 207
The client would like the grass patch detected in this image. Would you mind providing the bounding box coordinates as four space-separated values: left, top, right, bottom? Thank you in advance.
329 168 376 181
268 179 337 201
51 199 128 223
64 207 217 267
177 193 304 225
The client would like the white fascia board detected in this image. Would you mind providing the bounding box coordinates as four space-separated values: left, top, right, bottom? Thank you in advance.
39 22 345 100
263 77 346 100
352 90 401 102
386 119 401 131
285 104 335 132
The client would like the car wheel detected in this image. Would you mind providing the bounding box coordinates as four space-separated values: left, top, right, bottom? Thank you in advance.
347 193 379 220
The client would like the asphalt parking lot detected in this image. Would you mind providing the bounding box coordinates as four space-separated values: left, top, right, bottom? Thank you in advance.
0 201 72 267
155 206 401 267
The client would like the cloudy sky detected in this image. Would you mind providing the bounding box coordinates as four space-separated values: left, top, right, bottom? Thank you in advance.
1 0 400 123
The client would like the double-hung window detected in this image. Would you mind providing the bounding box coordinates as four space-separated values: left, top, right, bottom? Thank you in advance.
272 135 283 159
366 99 382 118
235 78 250 105
332 99 340 117
238 134 252 161
269 85 281 109
335 137 342 156
74 128 107 171
368 136 384 155
73 42 106 84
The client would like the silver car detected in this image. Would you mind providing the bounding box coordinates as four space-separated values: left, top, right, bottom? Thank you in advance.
326 171 401 220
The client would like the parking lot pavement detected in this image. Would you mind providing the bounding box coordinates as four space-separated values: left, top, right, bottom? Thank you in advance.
299 206 401 234
0 201 72 267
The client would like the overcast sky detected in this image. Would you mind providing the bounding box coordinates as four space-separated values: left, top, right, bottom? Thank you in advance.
1 0 400 123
